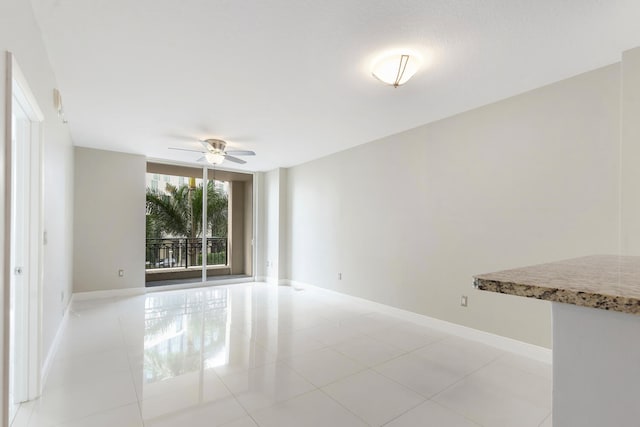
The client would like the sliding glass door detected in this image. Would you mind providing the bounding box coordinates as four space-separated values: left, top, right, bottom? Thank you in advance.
145 167 228 286
145 163 252 287
205 172 229 279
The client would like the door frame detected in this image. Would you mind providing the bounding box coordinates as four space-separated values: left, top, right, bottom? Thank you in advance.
4 51 44 424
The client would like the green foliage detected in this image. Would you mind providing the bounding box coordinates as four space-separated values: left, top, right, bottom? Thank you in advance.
191 182 229 238
146 180 228 239
196 252 227 265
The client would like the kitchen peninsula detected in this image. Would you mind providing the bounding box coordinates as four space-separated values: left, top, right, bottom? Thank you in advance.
474 255 640 427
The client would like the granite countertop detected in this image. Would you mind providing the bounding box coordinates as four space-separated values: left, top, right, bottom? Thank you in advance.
473 255 640 314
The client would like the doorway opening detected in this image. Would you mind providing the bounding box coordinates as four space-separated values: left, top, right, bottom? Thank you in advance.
144 162 253 287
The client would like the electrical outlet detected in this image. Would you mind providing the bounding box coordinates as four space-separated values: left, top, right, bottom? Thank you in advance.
460 295 468 307
338 272 342 280
118 269 125 277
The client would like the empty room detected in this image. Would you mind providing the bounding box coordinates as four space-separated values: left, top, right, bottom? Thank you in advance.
2 1 640 426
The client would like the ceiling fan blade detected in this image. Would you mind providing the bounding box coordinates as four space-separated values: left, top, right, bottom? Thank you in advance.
225 150 255 156
196 156 206 162
169 147 206 153
223 154 246 164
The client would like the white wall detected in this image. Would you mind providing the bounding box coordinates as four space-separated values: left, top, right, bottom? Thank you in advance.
278 168 288 281
284 64 621 348
1 0 75 416
552 303 640 426
621 47 640 255
255 172 266 279
73 147 145 292
257 168 288 283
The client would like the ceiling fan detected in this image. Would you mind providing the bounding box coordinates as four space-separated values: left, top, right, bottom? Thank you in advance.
169 138 255 165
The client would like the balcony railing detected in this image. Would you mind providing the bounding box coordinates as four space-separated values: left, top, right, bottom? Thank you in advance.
146 237 227 270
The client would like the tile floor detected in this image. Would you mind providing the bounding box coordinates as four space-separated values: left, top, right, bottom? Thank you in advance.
13 283 552 427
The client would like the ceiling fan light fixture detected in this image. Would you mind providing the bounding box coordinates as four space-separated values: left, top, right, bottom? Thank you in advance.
371 51 421 87
168 137 255 165
205 152 225 165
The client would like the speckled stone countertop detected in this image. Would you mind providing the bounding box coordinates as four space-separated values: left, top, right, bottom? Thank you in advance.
474 255 640 314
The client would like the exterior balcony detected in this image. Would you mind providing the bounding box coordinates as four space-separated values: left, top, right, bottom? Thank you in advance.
145 237 231 284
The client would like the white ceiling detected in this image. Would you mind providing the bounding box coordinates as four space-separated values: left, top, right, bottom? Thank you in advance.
31 0 640 172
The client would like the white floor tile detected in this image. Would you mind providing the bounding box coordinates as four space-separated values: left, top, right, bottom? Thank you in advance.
212 339 278 376
365 321 446 351
283 347 365 387
433 373 550 427
143 396 248 427
233 318 297 342
332 335 405 367
251 390 368 427
31 372 138 425
322 369 425 426
385 400 480 427
374 353 467 397
45 348 131 390
338 312 404 335
219 415 259 427
412 336 504 377
272 311 331 331
295 323 364 346
11 401 37 427
539 413 553 427
119 314 146 348
55 322 126 359
255 331 326 359
56 403 143 427
18 404 56 427
139 370 232 419
316 305 370 322
28 283 553 427
497 352 553 381
470 359 552 410
219 362 316 413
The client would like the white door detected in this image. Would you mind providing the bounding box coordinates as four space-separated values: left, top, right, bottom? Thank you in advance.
6 52 45 426
9 91 31 424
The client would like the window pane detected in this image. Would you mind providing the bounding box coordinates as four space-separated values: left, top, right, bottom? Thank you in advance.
205 178 229 275
145 172 204 275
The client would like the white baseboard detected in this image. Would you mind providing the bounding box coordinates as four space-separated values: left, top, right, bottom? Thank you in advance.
73 277 259 300
266 277 277 285
72 287 146 301
145 277 255 293
41 302 71 392
289 280 552 364
258 276 283 285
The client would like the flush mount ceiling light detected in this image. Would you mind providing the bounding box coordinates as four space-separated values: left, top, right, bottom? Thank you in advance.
371 51 421 87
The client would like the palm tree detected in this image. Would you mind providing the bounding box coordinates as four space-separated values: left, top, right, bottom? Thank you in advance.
191 182 228 238
146 181 228 238
146 180 228 266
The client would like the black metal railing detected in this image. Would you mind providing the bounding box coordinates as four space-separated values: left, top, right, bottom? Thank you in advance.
145 237 227 269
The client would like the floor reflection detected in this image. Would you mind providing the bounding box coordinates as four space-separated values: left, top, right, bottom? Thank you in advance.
141 288 233 421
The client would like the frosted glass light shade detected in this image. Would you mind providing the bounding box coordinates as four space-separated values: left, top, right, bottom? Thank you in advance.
371 53 420 87
205 152 225 164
